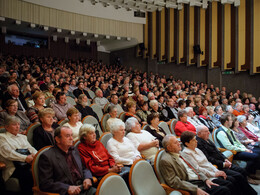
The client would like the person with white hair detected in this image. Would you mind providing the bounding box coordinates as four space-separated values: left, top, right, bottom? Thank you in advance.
125 117 159 164
94 89 109 109
237 115 260 142
185 107 204 129
226 105 234 115
246 114 260 137
78 124 122 178
106 118 141 166
233 103 245 116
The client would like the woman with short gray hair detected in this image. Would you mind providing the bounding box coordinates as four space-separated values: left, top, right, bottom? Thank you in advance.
237 115 260 142
78 124 122 178
107 118 141 166
125 117 159 164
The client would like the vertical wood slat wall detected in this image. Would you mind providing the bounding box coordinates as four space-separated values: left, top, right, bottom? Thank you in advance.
143 0 260 74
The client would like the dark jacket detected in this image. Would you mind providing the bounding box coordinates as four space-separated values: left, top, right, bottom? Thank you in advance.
33 125 55 150
75 104 99 121
38 145 92 195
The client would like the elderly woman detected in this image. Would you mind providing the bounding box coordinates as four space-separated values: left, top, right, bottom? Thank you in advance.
145 113 166 147
247 114 260 137
106 105 118 132
180 131 256 195
27 91 46 123
0 116 37 195
125 117 159 164
198 107 217 133
124 101 141 123
174 110 196 136
33 108 58 150
107 118 141 166
0 99 31 134
237 115 260 143
63 107 82 141
78 124 122 179
136 101 151 124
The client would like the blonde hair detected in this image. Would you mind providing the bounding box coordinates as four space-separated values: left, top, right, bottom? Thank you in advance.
79 124 95 142
38 108 55 119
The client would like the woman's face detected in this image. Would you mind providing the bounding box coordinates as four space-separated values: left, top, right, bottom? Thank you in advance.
85 131 96 144
68 113 80 124
129 105 136 114
113 125 125 139
7 102 18 115
180 114 188 123
40 114 54 126
110 108 118 118
151 117 160 127
142 104 148 111
35 95 45 106
241 119 247 127
202 110 208 117
185 136 197 151
131 121 141 133
234 120 239 128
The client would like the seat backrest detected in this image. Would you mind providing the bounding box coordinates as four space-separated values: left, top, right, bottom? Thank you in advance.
169 119 178 135
142 124 149 130
87 90 96 100
100 113 111 132
81 115 102 139
96 173 130 195
66 96 76 106
90 103 104 122
26 122 41 146
158 121 171 135
103 102 110 113
99 132 113 148
32 146 52 187
73 140 80 148
57 118 69 126
212 128 221 148
129 159 166 195
0 126 6 133
154 149 167 184
119 112 126 122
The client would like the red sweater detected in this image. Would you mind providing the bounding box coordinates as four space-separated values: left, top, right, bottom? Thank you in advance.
78 141 115 177
174 121 196 136
238 126 259 142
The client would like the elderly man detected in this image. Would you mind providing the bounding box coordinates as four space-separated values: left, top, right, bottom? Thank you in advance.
0 116 37 195
233 103 245 116
108 94 124 116
75 94 99 122
2 84 28 111
94 89 109 109
162 98 178 122
52 92 73 121
185 107 204 129
73 81 91 99
38 126 96 195
181 131 256 194
249 104 260 123
160 135 230 195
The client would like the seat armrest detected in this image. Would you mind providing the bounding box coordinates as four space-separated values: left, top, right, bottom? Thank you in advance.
218 148 237 155
32 186 59 195
160 183 190 195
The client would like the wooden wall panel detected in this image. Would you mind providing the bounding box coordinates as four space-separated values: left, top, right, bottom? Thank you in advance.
144 16 149 58
169 9 174 62
189 6 195 65
152 11 157 59
238 0 246 71
179 9 184 63
211 1 218 68
224 4 231 70
254 0 260 73
161 8 166 61
200 9 206 66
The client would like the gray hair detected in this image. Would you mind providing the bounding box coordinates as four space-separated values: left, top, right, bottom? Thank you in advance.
77 94 87 105
109 118 125 135
125 117 138 133
162 134 175 151
235 102 242 108
237 115 246 123
7 84 18 93
196 125 208 134
147 92 154 99
243 105 249 110
149 100 158 108
4 116 21 126
79 124 95 142
184 107 193 113
226 105 233 112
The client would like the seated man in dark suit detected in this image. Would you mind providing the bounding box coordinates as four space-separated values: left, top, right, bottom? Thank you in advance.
73 81 91 99
160 135 231 195
38 126 96 195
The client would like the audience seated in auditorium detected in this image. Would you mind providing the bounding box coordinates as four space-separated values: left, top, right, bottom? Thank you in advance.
75 94 99 121
0 99 31 134
27 91 46 123
125 117 159 164
0 116 37 195
185 107 204 129
233 103 245 116
161 98 178 122
52 92 73 121
216 114 260 178
198 107 217 133
107 119 141 166
160 135 231 195
94 89 109 109
124 101 141 123
73 81 91 99
33 108 59 150
38 126 96 195
63 107 83 142
175 110 196 136
181 131 256 194
136 101 151 124
78 124 126 181
108 94 124 116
